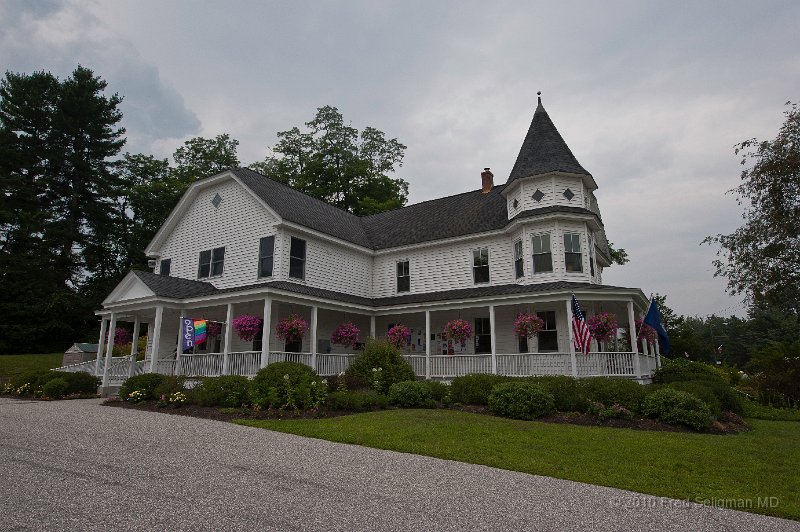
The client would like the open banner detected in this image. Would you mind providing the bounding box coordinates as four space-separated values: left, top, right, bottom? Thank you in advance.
181 318 208 352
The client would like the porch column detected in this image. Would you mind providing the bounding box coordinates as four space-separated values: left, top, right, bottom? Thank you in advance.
370 315 376 338
175 309 185 376
424 310 431 380
566 299 578 377
260 297 272 369
489 305 497 374
223 303 233 375
148 305 164 373
655 340 661 369
129 316 140 379
95 318 108 376
310 306 318 372
102 313 117 388
628 300 641 378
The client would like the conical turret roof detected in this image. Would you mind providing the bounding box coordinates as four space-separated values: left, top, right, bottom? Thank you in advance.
507 96 591 184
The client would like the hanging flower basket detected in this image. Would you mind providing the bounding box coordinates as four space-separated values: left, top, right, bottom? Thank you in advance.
331 322 360 347
586 312 619 343
387 324 411 349
443 319 473 343
513 312 544 338
206 321 222 338
634 319 658 344
232 315 263 342
274 314 308 343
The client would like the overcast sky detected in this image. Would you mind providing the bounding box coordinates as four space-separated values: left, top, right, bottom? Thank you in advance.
3 0 798 317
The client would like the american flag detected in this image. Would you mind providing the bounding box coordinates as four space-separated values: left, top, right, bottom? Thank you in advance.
571 294 592 354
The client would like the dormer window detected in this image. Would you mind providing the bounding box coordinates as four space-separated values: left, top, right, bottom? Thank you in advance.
473 248 490 284
159 259 171 276
396 260 410 292
198 247 225 278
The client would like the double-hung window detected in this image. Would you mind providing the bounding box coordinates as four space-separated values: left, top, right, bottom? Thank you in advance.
474 317 491 354
159 259 171 276
258 236 275 278
531 233 553 273
472 247 490 284
396 260 410 292
537 311 558 351
564 233 583 273
289 237 306 279
198 247 225 278
513 240 524 279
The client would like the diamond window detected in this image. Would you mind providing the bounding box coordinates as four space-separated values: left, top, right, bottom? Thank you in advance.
532 189 545 202
563 188 575 201
211 193 222 208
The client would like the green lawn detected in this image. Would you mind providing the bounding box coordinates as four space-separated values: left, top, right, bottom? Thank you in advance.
237 410 800 521
0 353 63 382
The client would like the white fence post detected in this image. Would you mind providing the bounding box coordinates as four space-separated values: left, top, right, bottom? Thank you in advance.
489 305 497 375
95 318 108 377
148 306 164 373
370 315 376 339
566 299 578 378
425 310 431 380
102 313 117 388
223 303 233 375
261 297 272 369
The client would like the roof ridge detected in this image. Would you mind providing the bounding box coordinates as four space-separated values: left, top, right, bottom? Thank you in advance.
362 183 506 220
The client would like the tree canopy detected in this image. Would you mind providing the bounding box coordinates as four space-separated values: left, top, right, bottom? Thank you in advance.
250 105 409 215
704 102 800 315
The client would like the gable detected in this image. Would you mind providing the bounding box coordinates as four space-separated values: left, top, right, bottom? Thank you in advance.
103 272 156 305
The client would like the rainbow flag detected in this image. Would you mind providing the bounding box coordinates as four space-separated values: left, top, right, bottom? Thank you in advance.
194 319 207 345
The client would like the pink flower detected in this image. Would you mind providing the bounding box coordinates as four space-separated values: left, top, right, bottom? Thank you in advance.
331 322 360 347
232 315 264 342
275 314 308 343
587 312 619 343
514 313 544 338
387 324 411 348
443 319 473 342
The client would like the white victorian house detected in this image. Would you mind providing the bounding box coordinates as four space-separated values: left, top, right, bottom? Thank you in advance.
59 97 660 388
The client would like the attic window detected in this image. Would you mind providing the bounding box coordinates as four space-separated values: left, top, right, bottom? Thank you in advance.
563 188 575 201
512 198 519 209
532 189 545 202
211 193 222 208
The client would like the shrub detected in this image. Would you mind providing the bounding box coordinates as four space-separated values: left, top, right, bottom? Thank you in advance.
582 377 647 413
325 372 369 393
250 362 322 409
641 388 712 430
653 358 730 386
528 375 588 412
193 376 250 407
42 378 68 399
741 401 800 421
450 374 512 405
326 390 388 412
119 373 167 401
662 382 722 417
424 380 450 402
588 401 634 421
11 370 100 396
345 339 415 393
388 381 434 408
152 376 187 400
488 382 555 420
664 380 744 416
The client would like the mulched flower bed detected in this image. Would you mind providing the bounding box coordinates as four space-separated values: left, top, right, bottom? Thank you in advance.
104 400 750 434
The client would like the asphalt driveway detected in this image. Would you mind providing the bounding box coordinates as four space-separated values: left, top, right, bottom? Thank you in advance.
0 397 795 531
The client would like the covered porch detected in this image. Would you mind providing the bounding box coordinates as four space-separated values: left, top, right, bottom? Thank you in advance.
56 278 658 387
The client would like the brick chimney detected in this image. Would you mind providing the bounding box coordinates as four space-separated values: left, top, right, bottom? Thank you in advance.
481 168 494 194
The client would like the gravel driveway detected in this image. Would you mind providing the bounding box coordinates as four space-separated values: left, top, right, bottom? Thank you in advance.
0 397 795 531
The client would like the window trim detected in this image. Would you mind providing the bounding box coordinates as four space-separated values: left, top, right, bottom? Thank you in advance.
563 232 583 273
396 259 410 293
258 235 275 278
472 247 490 284
536 310 558 352
289 237 307 280
513 240 524 279
197 246 225 279
159 258 171 277
531 232 553 274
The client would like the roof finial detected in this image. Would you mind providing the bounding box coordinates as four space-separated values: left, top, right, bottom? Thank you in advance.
537 91 542 105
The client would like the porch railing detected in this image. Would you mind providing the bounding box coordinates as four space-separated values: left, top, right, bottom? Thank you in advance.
316 353 357 376
177 353 224 377
497 353 572 376
402 355 426 377
430 354 492 378
228 351 262 377
576 352 635 377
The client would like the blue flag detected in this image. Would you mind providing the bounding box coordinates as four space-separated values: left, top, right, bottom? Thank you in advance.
642 299 670 354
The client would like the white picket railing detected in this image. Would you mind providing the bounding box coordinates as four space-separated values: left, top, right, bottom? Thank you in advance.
177 353 224 377
154 359 176 376
228 351 261 377
496 353 572 376
316 354 357 376
53 359 98 374
430 354 492 378
575 352 635 377
268 351 313 368
402 355 426 377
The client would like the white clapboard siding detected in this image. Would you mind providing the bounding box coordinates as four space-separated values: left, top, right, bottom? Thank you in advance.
372 235 516 299
278 231 373 298
512 174 587 215
156 179 279 289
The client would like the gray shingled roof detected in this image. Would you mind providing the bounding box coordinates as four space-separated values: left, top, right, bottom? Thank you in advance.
128 271 638 307
507 98 590 184
133 271 218 299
